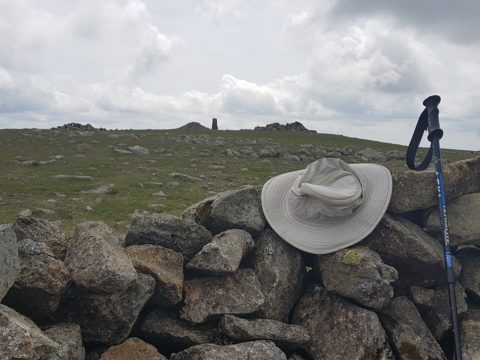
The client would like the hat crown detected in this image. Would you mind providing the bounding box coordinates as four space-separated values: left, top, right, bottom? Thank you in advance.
288 158 363 220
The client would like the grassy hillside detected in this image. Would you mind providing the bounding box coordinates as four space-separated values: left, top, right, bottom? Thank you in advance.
0 127 475 235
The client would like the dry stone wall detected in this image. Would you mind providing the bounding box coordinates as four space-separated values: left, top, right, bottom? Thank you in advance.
1 157 480 360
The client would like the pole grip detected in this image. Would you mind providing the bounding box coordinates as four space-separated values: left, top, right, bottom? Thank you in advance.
423 95 443 141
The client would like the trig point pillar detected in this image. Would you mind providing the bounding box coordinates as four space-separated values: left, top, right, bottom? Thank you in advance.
212 118 218 130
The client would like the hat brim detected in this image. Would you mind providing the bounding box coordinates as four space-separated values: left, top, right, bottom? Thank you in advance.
261 163 392 254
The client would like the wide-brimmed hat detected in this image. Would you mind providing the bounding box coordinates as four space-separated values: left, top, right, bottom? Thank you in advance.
261 158 392 254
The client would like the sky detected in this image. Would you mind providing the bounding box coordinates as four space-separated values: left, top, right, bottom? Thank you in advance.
0 0 479 150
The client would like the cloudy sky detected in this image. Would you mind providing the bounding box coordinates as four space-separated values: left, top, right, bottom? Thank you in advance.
1 0 479 150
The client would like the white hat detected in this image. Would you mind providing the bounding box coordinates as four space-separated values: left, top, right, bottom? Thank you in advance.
261 158 392 254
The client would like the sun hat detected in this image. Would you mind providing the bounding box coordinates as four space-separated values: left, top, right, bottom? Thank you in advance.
261 158 392 254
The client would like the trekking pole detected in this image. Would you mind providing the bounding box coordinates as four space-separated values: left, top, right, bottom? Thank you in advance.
406 95 462 360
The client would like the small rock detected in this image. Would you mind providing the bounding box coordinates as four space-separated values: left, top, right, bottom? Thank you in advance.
18 208 32 217
100 338 166 360
43 323 85 360
128 145 149 155
52 174 95 181
153 191 167 197
82 184 117 195
170 172 202 181
357 148 387 162
114 148 133 155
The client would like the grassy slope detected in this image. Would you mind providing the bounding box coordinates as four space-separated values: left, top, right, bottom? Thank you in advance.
0 128 475 235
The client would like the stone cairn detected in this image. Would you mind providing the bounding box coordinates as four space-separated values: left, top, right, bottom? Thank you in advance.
1 157 480 360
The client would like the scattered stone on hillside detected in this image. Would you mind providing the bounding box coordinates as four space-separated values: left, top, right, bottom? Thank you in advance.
14 215 68 260
58 273 155 345
170 341 287 360
43 323 85 360
186 229 254 275
82 184 117 195
292 286 393 360
386 150 404 160
408 286 435 313
65 221 137 293
0 224 19 301
170 172 202 182
76 143 92 152
52 174 95 181
362 214 461 287
153 190 167 197
219 314 311 349
357 148 387 162
3 239 69 320
422 283 468 340
114 148 133 155
126 244 183 307
461 309 480 360
425 193 480 246
18 208 33 217
178 122 210 130
0 303 60 359
253 228 305 322
456 247 480 301
100 338 167 360
125 212 212 260
254 121 315 133
389 156 480 213
316 246 398 310
140 309 223 350
33 208 56 216
183 185 266 236
259 146 280 158
128 145 149 155
180 268 265 323
379 297 446 360
59 122 99 131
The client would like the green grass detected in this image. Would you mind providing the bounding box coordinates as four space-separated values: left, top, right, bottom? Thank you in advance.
0 128 476 235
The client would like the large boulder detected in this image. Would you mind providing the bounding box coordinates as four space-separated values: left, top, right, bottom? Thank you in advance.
389 156 480 213
140 309 223 351
379 297 446 360
461 309 480 360
14 215 68 260
182 185 266 236
186 229 254 275
65 221 137 293
125 212 212 260
0 303 60 359
3 239 69 320
363 214 461 287
170 341 287 360
126 244 183 307
43 323 85 360
456 247 480 301
57 273 155 345
316 246 398 310
180 268 265 323
292 286 394 360
0 224 20 301
219 314 310 349
425 193 480 246
100 338 166 360
253 228 304 322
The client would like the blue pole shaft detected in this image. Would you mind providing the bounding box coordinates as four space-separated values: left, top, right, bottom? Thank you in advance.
432 137 462 360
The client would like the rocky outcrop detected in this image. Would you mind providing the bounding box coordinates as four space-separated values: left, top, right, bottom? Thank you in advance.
0 224 19 300
254 121 315 133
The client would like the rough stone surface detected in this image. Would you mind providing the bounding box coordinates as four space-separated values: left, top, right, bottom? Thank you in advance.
43 323 85 360
128 145 149 155
253 228 305 322
170 341 287 360
57 273 155 345
0 303 60 359
65 221 137 293
182 185 266 236
425 193 480 246
316 246 398 310
14 215 67 260
3 239 69 320
357 148 387 162
100 338 166 360
363 214 461 287
219 314 310 348
389 156 480 213
379 297 446 360
180 268 265 323
125 212 212 260
461 309 480 360
126 244 183 307
0 223 19 301
408 286 435 313
140 309 223 351
457 247 480 301
186 229 254 275
292 286 394 360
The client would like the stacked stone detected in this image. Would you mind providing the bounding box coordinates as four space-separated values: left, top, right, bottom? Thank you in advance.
1 157 479 359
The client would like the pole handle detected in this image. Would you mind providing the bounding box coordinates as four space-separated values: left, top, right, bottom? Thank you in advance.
423 95 443 141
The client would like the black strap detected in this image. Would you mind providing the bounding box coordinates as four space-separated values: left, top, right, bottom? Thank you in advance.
406 108 433 170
